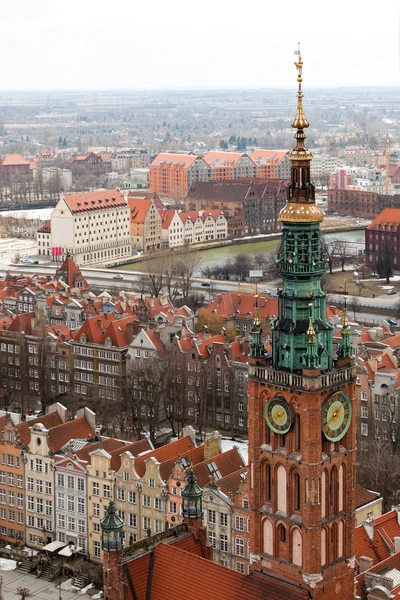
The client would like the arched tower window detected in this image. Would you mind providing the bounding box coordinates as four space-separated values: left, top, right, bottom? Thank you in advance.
338 464 345 512
321 529 327 567
330 467 338 515
276 464 287 515
338 520 344 558
293 472 301 513
321 470 328 519
263 518 273 555
291 528 302 567
265 463 271 504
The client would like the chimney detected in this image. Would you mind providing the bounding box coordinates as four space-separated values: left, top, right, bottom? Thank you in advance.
182 425 196 446
394 536 400 553
359 556 374 573
204 431 221 460
363 521 374 541
126 320 140 343
47 402 67 424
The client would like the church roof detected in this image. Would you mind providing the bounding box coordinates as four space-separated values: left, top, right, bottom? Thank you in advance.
124 542 310 600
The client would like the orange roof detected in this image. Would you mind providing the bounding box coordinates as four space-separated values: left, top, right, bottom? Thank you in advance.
211 467 247 497
160 209 177 229
17 412 63 445
251 149 289 164
63 189 127 215
37 221 51 234
151 153 202 168
384 333 400 349
76 438 128 463
355 484 380 510
368 208 400 228
356 550 400 599
194 448 245 487
128 198 152 223
73 313 117 344
134 436 196 479
204 292 278 321
203 151 252 167
125 542 309 600
55 256 90 290
355 509 400 565
110 438 153 471
47 417 95 453
1 154 30 166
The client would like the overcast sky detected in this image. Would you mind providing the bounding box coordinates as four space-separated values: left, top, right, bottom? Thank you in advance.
1 0 400 90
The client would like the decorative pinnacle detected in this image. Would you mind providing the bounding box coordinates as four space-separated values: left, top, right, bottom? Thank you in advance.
254 294 261 327
342 295 350 328
292 42 309 131
306 302 316 339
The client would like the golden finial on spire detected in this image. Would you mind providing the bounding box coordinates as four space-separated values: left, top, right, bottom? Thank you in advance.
254 294 261 326
341 294 350 328
292 42 309 131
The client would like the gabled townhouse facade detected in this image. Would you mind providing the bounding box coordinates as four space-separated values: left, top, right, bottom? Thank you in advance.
24 408 95 549
149 153 210 200
128 195 162 252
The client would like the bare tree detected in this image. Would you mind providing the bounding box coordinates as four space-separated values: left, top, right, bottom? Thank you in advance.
172 253 200 300
375 239 394 284
126 356 167 446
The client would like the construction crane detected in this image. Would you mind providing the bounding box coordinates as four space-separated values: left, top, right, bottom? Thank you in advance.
385 134 391 196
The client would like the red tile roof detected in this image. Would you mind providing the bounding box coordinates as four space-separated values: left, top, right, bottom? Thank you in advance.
47 418 95 453
251 149 289 164
203 151 253 167
63 189 127 215
1 154 30 166
204 293 278 322
128 198 152 223
75 438 128 463
17 412 63 445
37 221 51 234
194 448 245 487
134 436 196 479
110 438 153 471
355 484 380 510
125 542 310 600
151 153 203 168
368 208 400 228
355 509 400 565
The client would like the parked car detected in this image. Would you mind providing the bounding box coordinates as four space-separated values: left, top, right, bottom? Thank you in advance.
113 274 124 280
387 318 397 325
387 289 397 295
262 289 272 295
201 282 211 287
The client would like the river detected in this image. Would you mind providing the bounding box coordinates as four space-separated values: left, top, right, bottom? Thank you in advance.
120 229 365 276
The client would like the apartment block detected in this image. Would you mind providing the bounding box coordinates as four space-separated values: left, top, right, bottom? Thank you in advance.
149 154 210 200
50 189 131 266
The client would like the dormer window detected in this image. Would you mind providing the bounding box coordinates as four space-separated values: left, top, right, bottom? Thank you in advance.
105 338 112 347
80 334 87 344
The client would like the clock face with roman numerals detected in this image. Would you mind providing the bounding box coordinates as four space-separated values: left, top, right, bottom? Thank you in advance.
264 397 294 435
322 391 352 442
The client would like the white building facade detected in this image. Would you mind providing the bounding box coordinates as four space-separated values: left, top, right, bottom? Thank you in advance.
50 189 131 266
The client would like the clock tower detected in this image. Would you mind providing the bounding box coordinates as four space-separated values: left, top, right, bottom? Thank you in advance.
248 48 356 600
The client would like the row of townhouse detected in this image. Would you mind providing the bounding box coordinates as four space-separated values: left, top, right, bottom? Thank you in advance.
149 150 290 199
0 403 249 570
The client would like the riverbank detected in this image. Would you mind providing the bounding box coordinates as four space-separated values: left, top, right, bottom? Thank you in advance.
117 227 366 275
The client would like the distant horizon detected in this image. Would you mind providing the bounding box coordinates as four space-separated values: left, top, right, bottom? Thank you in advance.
1 83 400 95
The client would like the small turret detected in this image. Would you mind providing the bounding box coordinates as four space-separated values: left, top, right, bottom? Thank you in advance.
249 295 265 361
181 468 203 520
337 295 354 362
101 500 124 552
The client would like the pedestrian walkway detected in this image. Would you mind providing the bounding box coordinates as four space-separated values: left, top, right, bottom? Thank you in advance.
1 568 93 600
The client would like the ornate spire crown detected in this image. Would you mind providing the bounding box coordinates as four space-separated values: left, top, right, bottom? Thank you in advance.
292 42 309 131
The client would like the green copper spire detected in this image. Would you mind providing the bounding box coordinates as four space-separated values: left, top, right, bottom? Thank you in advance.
337 296 354 360
181 468 203 520
250 296 265 360
101 500 124 551
273 49 333 374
